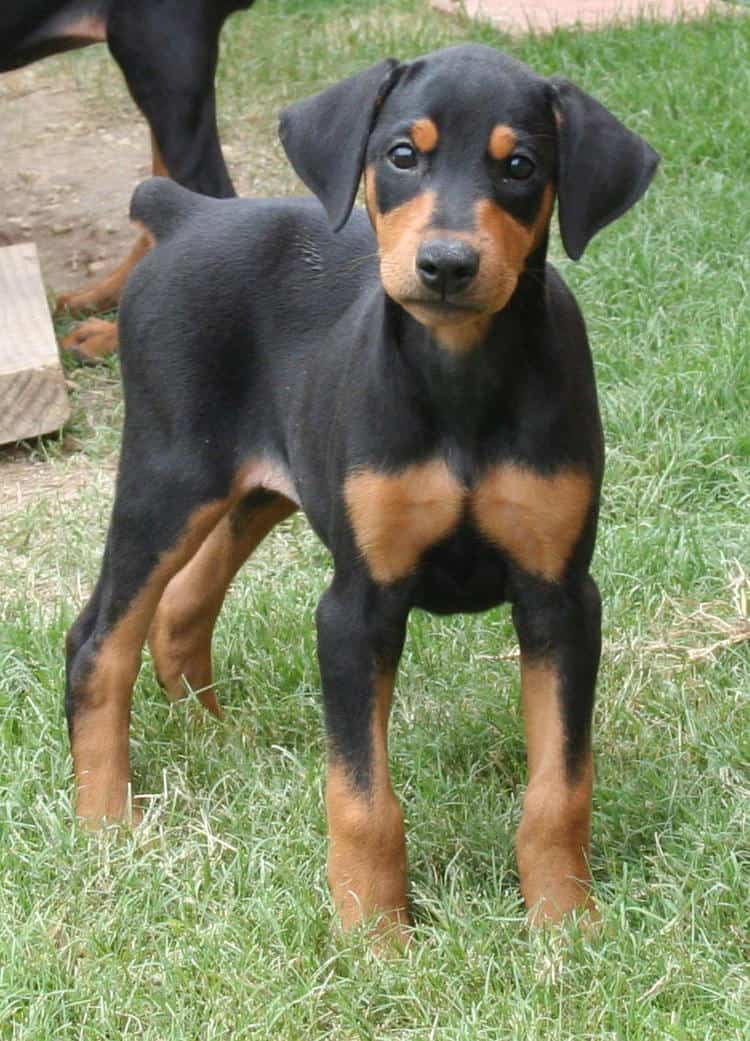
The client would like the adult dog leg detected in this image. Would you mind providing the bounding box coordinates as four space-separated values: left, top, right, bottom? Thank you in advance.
107 1 235 198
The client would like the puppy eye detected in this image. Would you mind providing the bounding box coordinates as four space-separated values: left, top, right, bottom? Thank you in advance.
506 154 535 180
388 143 418 170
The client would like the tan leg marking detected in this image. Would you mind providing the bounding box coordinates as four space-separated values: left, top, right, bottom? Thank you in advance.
57 231 152 360
57 132 165 356
472 463 591 582
61 317 120 363
516 660 598 924
326 672 410 943
488 123 517 161
57 229 152 319
149 494 297 716
410 118 439 153
150 131 169 178
73 497 233 825
344 460 465 584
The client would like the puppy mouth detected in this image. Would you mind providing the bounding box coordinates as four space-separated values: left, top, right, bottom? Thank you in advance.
401 296 484 317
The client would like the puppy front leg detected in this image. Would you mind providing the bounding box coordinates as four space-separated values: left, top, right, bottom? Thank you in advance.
512 575 602 924
316 577 411 944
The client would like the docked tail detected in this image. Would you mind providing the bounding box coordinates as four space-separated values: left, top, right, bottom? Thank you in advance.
129 177 204 242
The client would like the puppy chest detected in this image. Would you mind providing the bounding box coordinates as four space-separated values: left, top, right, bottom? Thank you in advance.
344 461 592 584
472 466 593 582
344 461 464 585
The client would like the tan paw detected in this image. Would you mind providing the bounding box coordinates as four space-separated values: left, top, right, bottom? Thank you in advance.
62 317 119 362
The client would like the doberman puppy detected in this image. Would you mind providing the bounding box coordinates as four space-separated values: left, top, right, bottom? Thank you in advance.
2 0 254 359
65 44 659 940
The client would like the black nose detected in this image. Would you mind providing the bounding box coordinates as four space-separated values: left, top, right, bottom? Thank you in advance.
416 239 479 297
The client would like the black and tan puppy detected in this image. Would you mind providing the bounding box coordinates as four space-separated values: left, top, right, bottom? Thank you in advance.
65 44 658 939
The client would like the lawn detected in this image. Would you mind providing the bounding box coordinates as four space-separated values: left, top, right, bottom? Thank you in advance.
1 2 749 1038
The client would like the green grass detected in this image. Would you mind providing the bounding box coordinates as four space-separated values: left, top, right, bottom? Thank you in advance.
1 3 749 1038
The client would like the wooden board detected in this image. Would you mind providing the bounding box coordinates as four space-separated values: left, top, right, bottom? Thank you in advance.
0 243 70 445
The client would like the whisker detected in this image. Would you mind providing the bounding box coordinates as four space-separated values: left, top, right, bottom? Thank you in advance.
342 251 381 272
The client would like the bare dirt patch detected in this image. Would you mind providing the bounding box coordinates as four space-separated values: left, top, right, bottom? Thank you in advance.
0 60 131 525
0 60 151 297
0 49 283 520
0 52 291 301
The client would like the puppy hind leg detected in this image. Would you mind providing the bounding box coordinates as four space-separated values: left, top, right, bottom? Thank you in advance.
149 491 298 717
66 476 235 825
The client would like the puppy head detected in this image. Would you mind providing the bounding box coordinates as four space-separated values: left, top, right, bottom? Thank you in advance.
280 45 659 349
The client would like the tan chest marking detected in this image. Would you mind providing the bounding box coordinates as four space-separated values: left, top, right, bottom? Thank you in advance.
344 460 464 584
472 464 592 581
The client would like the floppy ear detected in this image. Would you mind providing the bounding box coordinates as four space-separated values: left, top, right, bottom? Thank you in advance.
279 59 399 231
547 78 660 260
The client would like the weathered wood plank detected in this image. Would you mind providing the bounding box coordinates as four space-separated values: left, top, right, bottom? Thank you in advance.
0 243 70 444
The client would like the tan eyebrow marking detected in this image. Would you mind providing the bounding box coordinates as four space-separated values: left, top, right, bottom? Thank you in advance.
488 123 517 161
410 117 439 153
